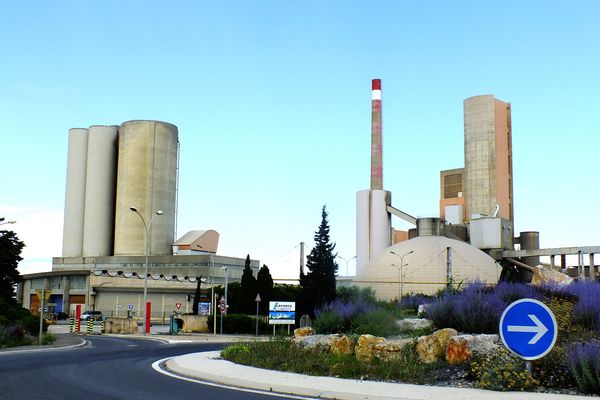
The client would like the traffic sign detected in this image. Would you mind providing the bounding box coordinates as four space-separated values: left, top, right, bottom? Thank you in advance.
175 303 181 310
127 304 135 311
499 298 557 360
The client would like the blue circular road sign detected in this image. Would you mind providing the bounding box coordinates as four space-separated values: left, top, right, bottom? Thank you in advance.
499 298 557 360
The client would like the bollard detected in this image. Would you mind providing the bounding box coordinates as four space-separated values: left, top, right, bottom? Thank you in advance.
101 319 105 334
86 319 93 334
69 316 74 333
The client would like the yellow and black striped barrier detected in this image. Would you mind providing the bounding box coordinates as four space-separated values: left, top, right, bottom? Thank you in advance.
69 316 74 333
86 319 94 334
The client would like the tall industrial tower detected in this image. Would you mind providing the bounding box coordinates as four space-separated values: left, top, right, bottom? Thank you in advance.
464 95 513 222
356 79 392 275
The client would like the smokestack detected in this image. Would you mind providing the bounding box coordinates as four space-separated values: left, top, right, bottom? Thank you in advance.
371 79 382 190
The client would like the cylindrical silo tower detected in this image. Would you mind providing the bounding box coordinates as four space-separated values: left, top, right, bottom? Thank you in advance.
62 128 89 257
82 125 118 257
113 120 179 256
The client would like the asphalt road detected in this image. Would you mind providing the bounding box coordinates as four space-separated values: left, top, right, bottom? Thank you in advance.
0 336 299 400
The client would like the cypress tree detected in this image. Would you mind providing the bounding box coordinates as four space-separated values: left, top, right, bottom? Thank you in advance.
240 254 258 314
256 264 273 315
300 206 338 316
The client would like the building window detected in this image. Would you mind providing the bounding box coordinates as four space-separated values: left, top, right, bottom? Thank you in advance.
69 276 86 290
30 278 45 289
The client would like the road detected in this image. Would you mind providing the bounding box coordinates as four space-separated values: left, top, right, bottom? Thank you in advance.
0 336 299 400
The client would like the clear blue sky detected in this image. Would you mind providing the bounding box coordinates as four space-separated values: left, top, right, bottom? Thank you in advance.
2 1 599 279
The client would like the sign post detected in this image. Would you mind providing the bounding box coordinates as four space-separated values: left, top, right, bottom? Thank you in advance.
269 301 295 336
255 293 262 336
499 298 558 373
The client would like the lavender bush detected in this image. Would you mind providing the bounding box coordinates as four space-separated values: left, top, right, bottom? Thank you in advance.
567 341 600 394
314 299 376 333
563 282 600 333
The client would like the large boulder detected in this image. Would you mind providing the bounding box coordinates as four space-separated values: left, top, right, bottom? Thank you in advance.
397 318 433 332
446 334 501 365
355 334 386 362
416 328 458 364
331 335 355 355
293 327 315 338
373 338 413 361
293 334 335 351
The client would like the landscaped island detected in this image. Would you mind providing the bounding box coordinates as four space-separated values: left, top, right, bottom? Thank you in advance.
222 282 600 395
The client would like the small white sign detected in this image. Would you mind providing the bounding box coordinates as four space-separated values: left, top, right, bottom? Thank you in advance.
128 304 135 311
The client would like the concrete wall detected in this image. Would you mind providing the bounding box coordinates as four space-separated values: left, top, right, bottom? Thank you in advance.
114 120 179 256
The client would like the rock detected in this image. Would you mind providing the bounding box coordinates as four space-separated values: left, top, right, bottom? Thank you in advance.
373 338 413 361
417 304 430 317
331 335 355 355
416 328 458 364
530 265 574 287
293 327 314 338
397 318 433 332
293 334 335 351
446 334 501 365
355 334 386 362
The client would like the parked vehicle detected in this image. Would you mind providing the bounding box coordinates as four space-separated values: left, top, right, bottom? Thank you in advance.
80 311 103 321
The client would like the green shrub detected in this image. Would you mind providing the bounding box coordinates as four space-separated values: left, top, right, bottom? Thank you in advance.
313 310 344 334
41 332 57 345
350 309 399 337
19 314 47 335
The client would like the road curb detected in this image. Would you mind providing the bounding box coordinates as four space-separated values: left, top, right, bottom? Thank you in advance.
161 351 592 400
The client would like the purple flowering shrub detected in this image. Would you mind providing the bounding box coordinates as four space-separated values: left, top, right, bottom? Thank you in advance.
562 282 600 333
425 281 546 334
566 341 600 394
314 299 376 333
398 294 431 313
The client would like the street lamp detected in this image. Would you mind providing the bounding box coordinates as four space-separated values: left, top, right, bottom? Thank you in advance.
390 250 414 299
129 206 163 335
337 255 357 277
220 266 228 334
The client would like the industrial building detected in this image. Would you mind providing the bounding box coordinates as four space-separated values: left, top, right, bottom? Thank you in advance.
18 120 258 318
354 82 598 299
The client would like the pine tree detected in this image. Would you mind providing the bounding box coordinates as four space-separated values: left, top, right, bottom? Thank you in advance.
300 206 338 316
256 264 273 315
240 254 258 314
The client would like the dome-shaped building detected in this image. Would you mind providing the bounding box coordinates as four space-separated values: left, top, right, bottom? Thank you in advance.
355 235 501 300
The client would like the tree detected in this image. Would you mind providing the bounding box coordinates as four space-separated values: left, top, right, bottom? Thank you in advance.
239 255 257 314
299 206 338 317
0 221 24 306
256 264 273 315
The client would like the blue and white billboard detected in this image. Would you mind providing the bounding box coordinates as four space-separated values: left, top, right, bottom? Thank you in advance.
269 301 296 325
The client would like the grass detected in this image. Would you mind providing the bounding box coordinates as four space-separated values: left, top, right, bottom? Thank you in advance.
221 338 438 384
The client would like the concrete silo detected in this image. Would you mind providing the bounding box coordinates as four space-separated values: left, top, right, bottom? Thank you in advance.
82 125 118 257
62 128 89 257
113 120 179 256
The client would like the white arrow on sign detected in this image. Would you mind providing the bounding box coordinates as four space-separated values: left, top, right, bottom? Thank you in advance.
507 314 548 344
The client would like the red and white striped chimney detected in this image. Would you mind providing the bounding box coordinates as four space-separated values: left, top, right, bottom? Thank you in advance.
371 79 383 190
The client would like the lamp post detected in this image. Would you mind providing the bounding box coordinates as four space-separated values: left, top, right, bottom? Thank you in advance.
337 255 357 277
390 250 414 299
129 206 163 335
0 219 16 227
220 266 228 334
